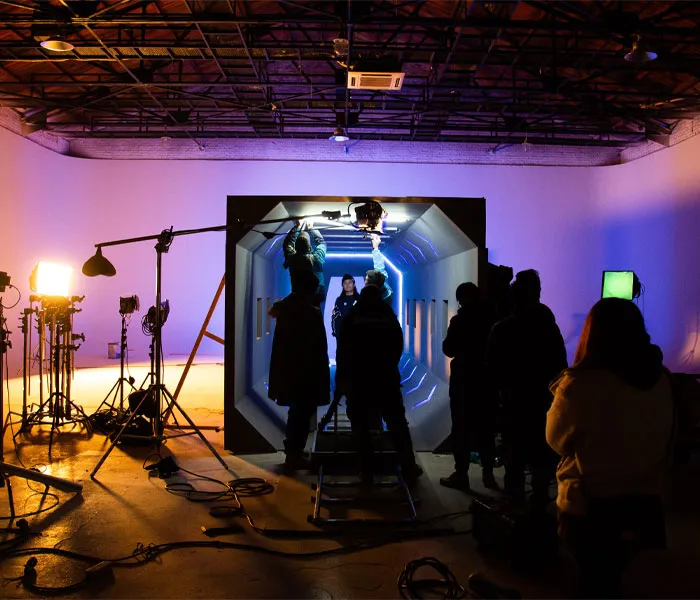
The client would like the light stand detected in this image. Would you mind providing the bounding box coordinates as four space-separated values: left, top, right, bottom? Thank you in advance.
21 296 92 456
90 228 229 478
91 310 136 417
0 298 82 519
85 213 343 479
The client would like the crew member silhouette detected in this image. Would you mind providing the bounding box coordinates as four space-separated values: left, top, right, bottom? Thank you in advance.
268 271 330 470
283 219 327 306
441 282 498 492
487 269 567 507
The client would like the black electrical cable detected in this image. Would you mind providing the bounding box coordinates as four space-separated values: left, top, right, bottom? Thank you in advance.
397 556 466 599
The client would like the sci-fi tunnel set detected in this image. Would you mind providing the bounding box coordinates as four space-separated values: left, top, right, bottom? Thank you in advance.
223 196 486 454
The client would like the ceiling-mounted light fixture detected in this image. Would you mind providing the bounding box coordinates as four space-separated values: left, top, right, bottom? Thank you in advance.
624 35 657 63
333 38 349 58
329 126 350 142
40 35 74 52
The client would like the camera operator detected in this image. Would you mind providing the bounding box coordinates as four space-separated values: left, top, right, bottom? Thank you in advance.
336 274 422 486
283 219 327 307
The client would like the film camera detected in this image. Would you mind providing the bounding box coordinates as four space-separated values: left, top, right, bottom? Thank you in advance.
119 295 140 315
0 271 10 292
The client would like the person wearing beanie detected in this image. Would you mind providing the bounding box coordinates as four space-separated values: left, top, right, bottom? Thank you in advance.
283 219 327 306
331 274 360 337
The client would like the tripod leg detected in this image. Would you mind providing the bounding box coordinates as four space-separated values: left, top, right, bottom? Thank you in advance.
162 389 230 472
90 391 153 479
318 392 342 432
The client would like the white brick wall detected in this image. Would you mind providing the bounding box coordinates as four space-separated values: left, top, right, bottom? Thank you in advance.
621 117 700 163
2 104 698 167
0 107 70 155
68 137 621 166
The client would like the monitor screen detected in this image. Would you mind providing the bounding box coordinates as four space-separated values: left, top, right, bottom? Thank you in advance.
601 271 635 300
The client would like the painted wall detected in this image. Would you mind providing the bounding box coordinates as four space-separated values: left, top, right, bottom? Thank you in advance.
0 126 615 382
594 134 700 373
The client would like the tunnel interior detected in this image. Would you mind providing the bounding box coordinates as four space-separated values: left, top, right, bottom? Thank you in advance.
225 197 485 453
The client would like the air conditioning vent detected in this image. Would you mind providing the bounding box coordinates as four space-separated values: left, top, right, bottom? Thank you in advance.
347 71 404 91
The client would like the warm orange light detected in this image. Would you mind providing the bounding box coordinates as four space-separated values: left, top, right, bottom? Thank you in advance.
30 261 73 296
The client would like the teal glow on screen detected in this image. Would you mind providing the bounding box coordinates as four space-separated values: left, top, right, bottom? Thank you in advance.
602 271 634 300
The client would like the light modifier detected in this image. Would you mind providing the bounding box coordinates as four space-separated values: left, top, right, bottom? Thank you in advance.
82 247 116 277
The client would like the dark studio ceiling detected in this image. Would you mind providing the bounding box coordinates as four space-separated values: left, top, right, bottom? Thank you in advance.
1 0 700 150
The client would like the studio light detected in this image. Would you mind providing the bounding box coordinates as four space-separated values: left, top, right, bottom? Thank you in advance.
329 127 350 142
82 247 116 277
354 201 387 234
624 35 657 63
29 261 73 297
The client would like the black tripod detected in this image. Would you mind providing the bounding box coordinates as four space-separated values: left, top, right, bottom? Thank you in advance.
92 311 136 416
90 229 230 478
0 295 82 519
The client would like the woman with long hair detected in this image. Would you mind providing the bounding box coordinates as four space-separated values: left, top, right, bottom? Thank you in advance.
547 297 674 598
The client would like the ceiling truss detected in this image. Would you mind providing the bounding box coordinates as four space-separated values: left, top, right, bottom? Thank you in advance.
0 0 698 148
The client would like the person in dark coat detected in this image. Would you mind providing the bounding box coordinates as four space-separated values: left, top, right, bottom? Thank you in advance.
486 269 568 507
336 281 422 485
268 270 330 470
283 219 327 306
331 274 360 337
440 282 498 491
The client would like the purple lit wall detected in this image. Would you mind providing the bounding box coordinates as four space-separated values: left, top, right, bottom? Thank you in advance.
2 126 698 376
595 134 700 372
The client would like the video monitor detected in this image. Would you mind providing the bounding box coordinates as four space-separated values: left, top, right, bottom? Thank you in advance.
601 270 636 300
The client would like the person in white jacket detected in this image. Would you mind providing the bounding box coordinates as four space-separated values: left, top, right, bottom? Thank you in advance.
547 297 674 599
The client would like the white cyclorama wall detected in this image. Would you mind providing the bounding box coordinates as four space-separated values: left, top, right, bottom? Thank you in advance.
2 126 696 381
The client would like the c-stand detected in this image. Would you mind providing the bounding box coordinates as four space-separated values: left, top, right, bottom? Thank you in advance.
22 296 92 455
91 310 136 418
90 228 229 478
0 294 81 520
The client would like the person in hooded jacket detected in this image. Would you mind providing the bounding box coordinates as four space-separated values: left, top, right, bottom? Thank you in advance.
547 298 673 599
486 269 568 507
283 219 327 306
268 270 330 470
440 282 498 492
336 276 422 485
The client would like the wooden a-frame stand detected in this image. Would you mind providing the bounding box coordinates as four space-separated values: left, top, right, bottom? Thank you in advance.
163 274 225 429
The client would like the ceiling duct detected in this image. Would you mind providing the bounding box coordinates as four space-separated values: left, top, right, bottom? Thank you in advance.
347 71 404 91
347 56 405 91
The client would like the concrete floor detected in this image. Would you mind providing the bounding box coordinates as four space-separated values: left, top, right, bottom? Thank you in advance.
1 358 699 598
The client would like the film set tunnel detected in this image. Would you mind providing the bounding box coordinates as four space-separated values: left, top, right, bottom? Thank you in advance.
224 196 486 454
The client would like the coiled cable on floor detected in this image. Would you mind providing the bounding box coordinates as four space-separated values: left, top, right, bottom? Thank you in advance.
397 556 465 599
